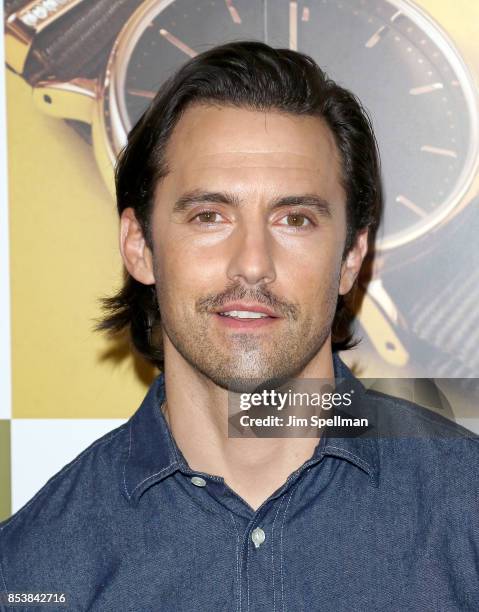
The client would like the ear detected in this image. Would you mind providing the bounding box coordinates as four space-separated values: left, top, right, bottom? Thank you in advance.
119 207 155 285
339 227 369 295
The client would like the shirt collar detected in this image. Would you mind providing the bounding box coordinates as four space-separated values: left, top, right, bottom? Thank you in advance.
121 352 379 505
122 375 180 506
318 353 380 487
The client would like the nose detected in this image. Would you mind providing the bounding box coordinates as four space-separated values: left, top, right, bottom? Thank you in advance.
226 220 276 287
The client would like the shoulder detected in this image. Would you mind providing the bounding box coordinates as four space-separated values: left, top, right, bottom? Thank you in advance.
366 386 478 439
0 422 129 597
364 388 479 478
0 422 128 533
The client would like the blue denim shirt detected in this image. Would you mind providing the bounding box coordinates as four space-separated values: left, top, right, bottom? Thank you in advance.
1 354 479 611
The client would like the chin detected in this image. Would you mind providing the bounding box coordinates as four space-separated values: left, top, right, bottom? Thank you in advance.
200 361 303 394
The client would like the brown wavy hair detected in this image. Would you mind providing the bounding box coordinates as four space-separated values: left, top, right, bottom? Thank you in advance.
95 41 382 371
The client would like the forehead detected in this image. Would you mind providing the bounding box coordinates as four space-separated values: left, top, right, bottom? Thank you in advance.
161 103 344 197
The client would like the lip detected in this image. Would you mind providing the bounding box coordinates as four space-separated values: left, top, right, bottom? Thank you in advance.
212 302 281 331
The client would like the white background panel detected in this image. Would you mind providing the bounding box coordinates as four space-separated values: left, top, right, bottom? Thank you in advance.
10 419 126 513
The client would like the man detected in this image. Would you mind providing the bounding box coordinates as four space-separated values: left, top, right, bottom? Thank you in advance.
1 41 478 612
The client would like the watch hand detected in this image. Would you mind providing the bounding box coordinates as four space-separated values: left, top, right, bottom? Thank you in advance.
159 29 197 58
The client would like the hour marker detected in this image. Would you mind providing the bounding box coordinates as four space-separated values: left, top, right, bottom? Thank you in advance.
421 145 458 158
390 10 402 22
409 82 443 95
159 29 197 57
396 195 427 218
365 25 387 48
302 6 310 21
225 0 241 24
127 88 155 99
289 1 298 50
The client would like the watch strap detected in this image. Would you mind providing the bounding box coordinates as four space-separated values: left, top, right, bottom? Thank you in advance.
5 0 144 85
399 201 479 380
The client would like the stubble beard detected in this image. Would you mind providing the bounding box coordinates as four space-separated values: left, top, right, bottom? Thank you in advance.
157 280 340 393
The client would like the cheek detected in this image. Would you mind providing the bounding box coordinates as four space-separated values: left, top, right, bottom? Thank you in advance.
154 234 225 304
279 235 341 281
284 247 342 314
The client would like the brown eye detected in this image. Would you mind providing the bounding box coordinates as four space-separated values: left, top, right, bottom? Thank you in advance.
282 214 311 227
195 211 219 223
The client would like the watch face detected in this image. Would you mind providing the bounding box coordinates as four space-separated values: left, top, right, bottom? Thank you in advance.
102 0 478 252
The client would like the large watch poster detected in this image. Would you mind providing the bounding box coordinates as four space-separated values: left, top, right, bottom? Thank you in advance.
1 0 478 519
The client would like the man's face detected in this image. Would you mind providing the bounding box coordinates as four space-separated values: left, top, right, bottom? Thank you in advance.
126 103 366 391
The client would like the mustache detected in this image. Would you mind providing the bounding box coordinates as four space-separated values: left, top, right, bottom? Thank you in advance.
196 281 299 320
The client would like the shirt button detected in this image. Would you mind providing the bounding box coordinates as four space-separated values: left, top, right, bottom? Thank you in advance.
190 476 207 487
251 527 266 549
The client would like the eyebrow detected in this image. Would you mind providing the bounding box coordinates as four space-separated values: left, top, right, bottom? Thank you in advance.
172 189 333 218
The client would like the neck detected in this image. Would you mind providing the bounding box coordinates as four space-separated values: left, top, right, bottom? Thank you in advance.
162 337 335 511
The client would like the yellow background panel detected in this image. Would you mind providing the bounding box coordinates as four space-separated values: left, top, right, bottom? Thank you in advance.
7 72 155 419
